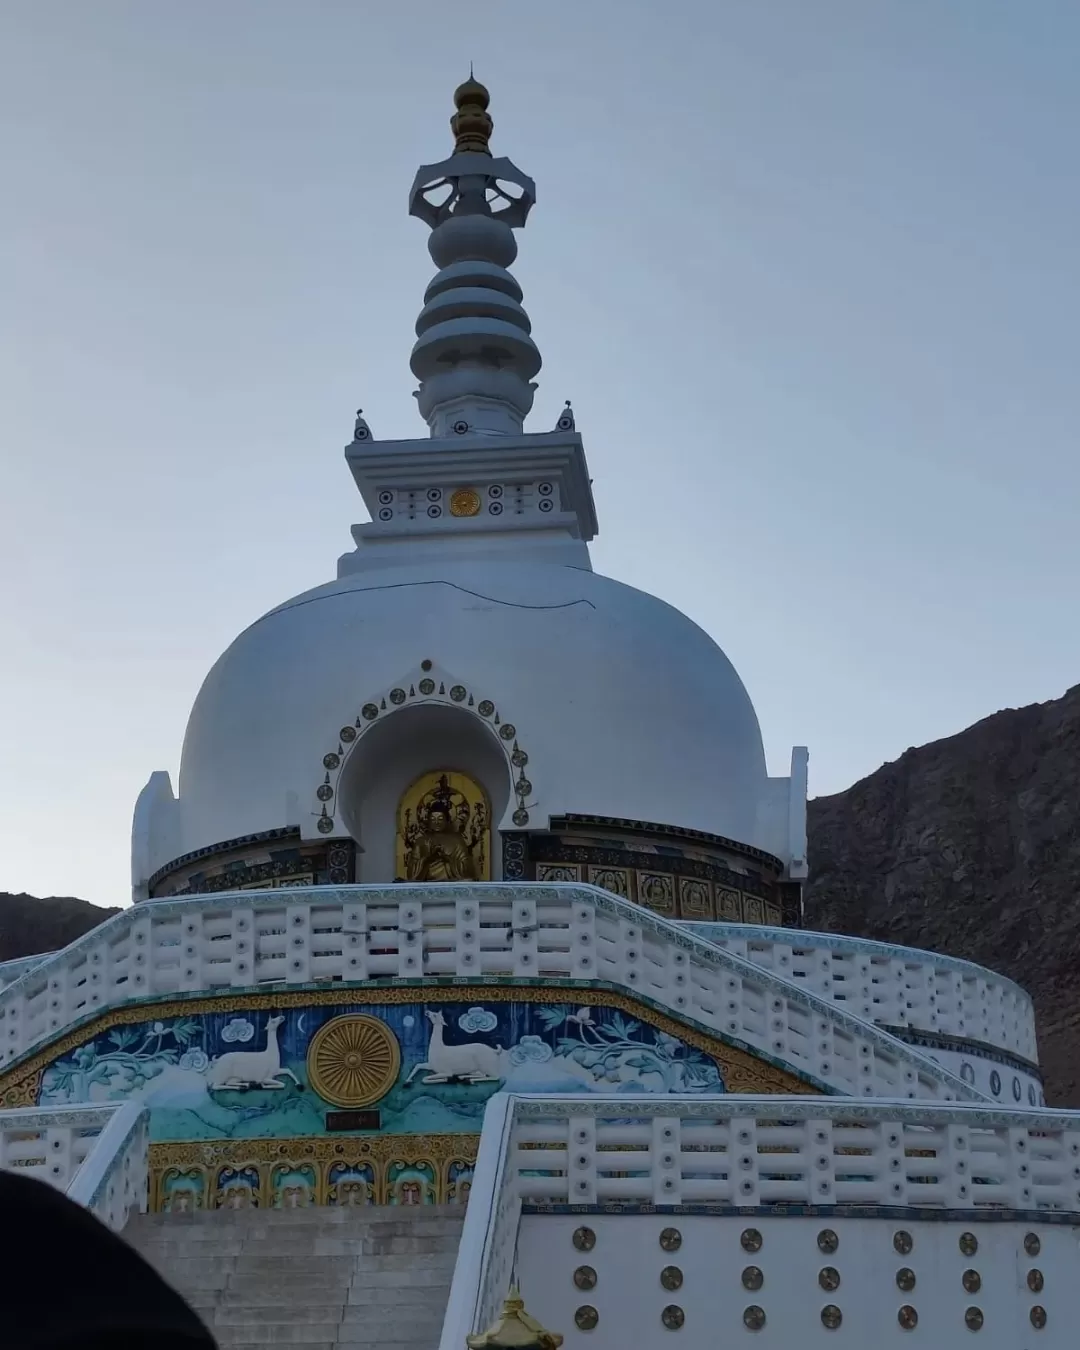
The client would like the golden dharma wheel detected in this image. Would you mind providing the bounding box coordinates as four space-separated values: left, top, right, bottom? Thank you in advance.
450 488 482 517
306 1014 401 1108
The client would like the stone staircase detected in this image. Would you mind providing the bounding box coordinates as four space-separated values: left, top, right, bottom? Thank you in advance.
125 1205 465 1349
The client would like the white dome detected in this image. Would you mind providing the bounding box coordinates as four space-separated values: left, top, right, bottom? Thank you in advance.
174 559 769 862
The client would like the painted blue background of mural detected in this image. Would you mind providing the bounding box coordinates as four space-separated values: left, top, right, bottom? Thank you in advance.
37 999 724 1141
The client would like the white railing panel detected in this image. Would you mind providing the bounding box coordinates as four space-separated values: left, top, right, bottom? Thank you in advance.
682 920 1038 1062
0 1100 148 1230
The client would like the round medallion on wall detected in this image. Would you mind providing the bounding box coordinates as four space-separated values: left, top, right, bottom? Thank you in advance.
499 723 516 740
1024 1232 1041 1256
893 1230 914 1255
821 1305 842 1330
512 808 529 826
962 1269 981 1294
340 725 357 743
477 699 495 718
741 1267 763 1291
1028 1269 1044 1292
323 752 340 770
572 1226 596 1252
362 703 379 721
390 687 407 705
418 678 436 696
574 1306 598 1331
817 1229 839 1254
896 1268 916 1292
898 1305 918 1330
965 1307 984 1331
989 1069 1001 1096
661 1305 684 1330
659 1227 682 1252
306 1015 401 1108
818 1267 840 1292
449 488 482 517
660 1266 683 1291
740 1228 763 1253
1030 1306 1047 1329
317 784 334 802
959 1232 978 1256
573 1266 597 1291
742 1306 765 1331
450 685 467 703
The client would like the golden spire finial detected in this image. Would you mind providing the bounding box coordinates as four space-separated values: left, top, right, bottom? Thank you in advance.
466 1288 563 1350
451 72 493 155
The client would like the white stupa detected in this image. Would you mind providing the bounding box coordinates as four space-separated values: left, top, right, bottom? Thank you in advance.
132 77 808 919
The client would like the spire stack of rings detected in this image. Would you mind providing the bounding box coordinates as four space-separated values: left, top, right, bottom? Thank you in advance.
408 79 541 436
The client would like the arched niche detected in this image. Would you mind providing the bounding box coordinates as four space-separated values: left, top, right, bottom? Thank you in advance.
335 702 512 882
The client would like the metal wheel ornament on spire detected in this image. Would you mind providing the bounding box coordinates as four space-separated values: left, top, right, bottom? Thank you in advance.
408 79 541 437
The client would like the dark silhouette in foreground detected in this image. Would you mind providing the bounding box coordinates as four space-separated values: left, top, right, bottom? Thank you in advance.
0 1169 216 1350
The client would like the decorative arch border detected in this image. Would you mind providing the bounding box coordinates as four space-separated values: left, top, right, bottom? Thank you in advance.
311 661 534 838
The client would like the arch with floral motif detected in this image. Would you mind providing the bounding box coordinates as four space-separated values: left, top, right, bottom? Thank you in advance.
311 662 534 838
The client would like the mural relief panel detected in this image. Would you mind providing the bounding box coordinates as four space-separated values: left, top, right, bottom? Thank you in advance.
4 987 814 1211
29 996 744 1143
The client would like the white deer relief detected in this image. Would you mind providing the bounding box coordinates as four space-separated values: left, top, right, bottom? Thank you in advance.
205 1014 302 1091
405 1009 504 1085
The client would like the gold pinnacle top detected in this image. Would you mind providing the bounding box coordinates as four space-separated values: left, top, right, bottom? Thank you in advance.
466 1288 564 1350
451 74 493 155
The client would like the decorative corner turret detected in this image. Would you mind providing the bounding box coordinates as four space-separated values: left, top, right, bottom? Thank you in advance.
352 409 372 444
408 78 540 438
466 1288 564 1350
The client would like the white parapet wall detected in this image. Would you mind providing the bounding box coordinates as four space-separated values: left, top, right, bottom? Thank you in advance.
682 922 1043 1107
0 1099 149 1230
0 884 981 1103
444 1094 1080 1350
681 922 1037 1061
0 952 53 991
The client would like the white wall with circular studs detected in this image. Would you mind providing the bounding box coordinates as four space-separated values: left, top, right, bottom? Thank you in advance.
517 1212 1066 1347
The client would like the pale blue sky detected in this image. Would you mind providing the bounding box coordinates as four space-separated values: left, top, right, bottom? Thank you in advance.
2 2 1077 908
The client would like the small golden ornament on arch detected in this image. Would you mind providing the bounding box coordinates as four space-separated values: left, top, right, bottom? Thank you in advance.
450 488 482 517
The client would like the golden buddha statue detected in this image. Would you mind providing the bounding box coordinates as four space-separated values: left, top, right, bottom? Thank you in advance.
398 772 489 881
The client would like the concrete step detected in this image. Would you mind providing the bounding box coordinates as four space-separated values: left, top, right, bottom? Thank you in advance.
211 1329 343 1346
226 1275 358 1297
214 1345 336 1350
343 1285 449 1308
212 1307 348 1327
122 1204 462 1349
347 1266 456 1291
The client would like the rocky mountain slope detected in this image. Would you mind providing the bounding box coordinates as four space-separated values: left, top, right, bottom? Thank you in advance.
0 892 119 964
2 685 1077 1102
806 682 1080 1107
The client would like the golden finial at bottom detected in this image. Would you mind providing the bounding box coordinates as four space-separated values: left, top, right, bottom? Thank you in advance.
466 1288 564 1350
